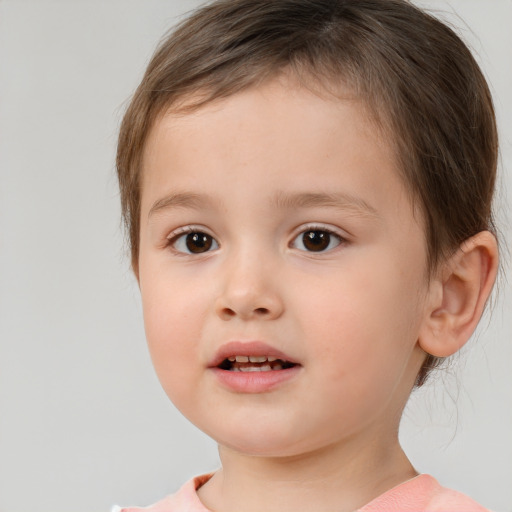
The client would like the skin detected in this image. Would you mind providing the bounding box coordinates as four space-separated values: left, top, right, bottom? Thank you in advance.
136 76 494 512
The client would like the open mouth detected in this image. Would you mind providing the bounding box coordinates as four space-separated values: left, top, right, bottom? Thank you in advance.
217 355 297 372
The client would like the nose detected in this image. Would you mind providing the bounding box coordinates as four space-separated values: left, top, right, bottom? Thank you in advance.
214 252 285 322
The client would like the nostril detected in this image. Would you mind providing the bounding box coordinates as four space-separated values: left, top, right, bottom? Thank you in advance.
215 297 283 321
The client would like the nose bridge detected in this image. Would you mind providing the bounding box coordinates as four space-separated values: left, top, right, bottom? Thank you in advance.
215 242 283 321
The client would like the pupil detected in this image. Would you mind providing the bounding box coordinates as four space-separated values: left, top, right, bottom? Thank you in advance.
303 230 330 251
186 232 212 253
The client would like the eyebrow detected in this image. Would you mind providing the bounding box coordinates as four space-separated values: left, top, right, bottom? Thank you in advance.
271 191 380 219
148 190 380 220
148 192 217 219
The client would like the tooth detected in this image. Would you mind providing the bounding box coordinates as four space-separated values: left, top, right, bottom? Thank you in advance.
235 356 249 363
228 356 236 362
240 366 259 372
260 364 272 371
232 367 241 372
249 356 267 363
273 364 282 370
267 356 277 362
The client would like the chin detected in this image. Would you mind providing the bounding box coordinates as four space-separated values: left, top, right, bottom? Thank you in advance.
178 401 321 458
209 424 316 459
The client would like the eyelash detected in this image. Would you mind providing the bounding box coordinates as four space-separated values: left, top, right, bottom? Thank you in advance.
166 226 219 256
166 224 347 255
290 224 346 253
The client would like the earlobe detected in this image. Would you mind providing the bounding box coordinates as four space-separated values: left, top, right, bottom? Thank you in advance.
418 231 498 358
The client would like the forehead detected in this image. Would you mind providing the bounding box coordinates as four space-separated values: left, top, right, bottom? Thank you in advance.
143 72 388 170
141 76 417 227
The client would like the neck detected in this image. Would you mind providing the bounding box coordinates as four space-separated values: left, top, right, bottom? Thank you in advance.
197 434 416 512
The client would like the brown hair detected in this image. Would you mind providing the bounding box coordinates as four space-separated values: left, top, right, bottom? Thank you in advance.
116 0 498 386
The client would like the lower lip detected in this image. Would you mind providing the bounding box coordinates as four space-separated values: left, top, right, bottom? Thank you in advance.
210 366 301 393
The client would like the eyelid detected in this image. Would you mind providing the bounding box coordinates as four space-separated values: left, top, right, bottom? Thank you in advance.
166 224 212 240
290 223 349 241
289 223 349 252
166 225 219 255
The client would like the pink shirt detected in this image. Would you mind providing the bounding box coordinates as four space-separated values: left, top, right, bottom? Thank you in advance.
115 473 489 512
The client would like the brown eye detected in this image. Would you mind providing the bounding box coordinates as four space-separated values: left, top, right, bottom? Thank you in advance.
292 229 342 252
186 233 213 253
303 231 330 251
171 231 219 254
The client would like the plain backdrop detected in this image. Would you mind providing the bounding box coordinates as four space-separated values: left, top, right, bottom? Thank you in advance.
0 1 510 511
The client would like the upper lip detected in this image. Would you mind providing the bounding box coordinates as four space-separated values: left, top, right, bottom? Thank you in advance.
208 341 299 368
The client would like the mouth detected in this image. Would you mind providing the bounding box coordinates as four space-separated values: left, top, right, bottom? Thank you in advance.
217 355 298 372
210 342 300 393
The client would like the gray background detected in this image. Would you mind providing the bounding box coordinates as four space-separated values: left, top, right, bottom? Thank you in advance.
0 1 510 511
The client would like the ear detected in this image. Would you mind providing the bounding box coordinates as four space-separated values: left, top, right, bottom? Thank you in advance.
418 231 498 358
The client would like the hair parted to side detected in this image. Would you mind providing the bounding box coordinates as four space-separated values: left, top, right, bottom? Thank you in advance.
117 0 498 386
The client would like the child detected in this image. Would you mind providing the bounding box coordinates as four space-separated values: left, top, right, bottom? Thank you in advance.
114 0 500 510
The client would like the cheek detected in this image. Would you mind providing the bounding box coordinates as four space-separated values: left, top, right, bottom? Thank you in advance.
141 263 206 338
299 259 425 376
140 274 206 397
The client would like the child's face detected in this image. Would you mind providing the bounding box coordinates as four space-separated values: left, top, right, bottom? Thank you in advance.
138 77 432 458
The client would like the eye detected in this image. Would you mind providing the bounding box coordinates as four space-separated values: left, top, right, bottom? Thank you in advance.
169 230 219 254
291 228 343 252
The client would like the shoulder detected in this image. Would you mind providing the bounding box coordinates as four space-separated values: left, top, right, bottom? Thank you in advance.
359 474 491 512
112 474 213 512
427 478 490 512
